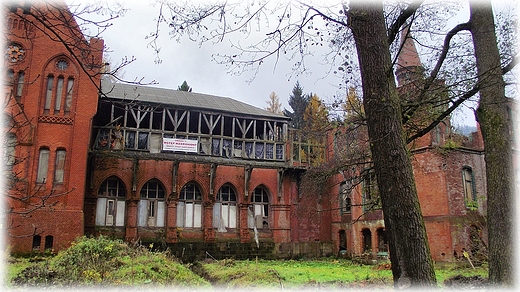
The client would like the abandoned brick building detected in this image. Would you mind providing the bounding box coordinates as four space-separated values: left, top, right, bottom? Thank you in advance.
4 2 491 262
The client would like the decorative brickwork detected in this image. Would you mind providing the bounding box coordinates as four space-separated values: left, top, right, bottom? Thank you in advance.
38 115 74 125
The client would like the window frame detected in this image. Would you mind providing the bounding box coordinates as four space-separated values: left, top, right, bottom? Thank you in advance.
249 186 270 229
42 57 76 115
53 149 66 184
36 148 50 183
96 177 126 226
362 170 380 212
177 182 203 228
213 184 238 230
138 179 166 227
462 167 477 208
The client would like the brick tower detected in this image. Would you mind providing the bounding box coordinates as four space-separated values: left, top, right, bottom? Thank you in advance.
3 1 103 253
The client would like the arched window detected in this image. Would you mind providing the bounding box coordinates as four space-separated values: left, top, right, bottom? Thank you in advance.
339 182 351 214
53 149 66 183
362 228 372 253
248 186 269 229
15 71 24 98
96 177 126 226
376 228 388 253
42 57 76 115
138 179 166 227
177 182 202 228
213 184 237 230
362 170 380 211
4 133 16 171
462 167 477 208
36 148 50 183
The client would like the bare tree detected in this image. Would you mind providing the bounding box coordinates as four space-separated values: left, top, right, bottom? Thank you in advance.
146 0 517 286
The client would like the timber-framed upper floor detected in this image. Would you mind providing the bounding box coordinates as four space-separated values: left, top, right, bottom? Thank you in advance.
92 80 324 168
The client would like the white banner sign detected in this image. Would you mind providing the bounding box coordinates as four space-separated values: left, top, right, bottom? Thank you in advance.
162 138 198 153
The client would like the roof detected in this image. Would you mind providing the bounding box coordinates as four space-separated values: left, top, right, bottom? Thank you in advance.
397 24 423 69
100 79 289 120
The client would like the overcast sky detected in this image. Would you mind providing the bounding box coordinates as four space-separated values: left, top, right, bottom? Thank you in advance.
76 1 346 113
68 0 500 128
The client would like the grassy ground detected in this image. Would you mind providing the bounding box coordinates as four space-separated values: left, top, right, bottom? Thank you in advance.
4 237 488 289
200 258 487 289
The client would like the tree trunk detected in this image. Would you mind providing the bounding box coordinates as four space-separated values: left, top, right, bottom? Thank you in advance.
469 1 514 286
348 2 436 287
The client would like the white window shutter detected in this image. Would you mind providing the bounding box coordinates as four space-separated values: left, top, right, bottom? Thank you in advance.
213 203 221 228
95 198 107 225
194 203 202 228
176 202 185 227
156 201 165 227
115 200 125 226
137 200 147 226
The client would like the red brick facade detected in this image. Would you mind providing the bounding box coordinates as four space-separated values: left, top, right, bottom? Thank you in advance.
4 3 492 263
4 2 103 253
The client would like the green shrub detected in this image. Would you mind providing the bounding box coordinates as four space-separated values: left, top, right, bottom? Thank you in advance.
9 236 210 287
50 235 130 283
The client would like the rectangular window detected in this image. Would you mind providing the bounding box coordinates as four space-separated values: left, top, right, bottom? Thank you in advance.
138 200 147 226
96 198 107 225
463 168 477 208
106 199 115 226
16 71 24 98
64 78 74 112
44 76 54 112
54 149 66 183
54 77 64 112
149 134 161 153
36 149 50 183
137 132 148 149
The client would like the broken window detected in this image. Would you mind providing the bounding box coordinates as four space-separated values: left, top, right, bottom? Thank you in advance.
362 170 380 212
462 167 477 208
376 228 388 254
138 179 165 227
177 182 202 228
339 182 351 214
248 187 269 229
32 235 41 252
44 235 53 251
362 228 372 253
213 185 237 231
96 176 126 226
338 230 347 253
